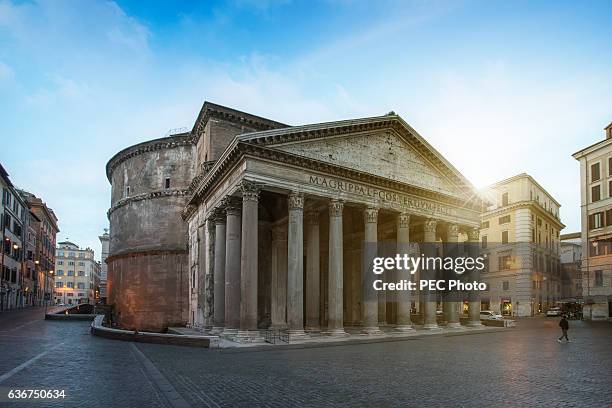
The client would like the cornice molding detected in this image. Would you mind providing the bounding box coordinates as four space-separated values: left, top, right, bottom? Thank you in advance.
107 189 189 218
191 103 288 145
106 133 194 182
483 200 565 228
184 141 483 220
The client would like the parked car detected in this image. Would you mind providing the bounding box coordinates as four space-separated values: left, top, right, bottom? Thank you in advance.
480 310 503 321
546 307 562 317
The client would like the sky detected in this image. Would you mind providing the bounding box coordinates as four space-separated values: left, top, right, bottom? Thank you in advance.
1 0 611 258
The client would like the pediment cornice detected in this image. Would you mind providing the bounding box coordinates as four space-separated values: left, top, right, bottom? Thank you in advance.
182 140 484 220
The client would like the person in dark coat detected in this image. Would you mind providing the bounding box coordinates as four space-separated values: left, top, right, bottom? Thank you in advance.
557 315 570 342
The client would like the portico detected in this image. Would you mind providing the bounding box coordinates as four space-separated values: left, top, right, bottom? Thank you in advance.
184 112 484 341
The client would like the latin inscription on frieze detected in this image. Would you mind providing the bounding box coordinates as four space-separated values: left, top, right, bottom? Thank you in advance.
308 175 455 216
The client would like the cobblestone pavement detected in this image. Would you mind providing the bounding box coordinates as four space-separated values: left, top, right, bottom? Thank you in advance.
0 309 611 407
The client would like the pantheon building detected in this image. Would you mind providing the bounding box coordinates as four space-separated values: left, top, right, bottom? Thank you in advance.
106 102 484 338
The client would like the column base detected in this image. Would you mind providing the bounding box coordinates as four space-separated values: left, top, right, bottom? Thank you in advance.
209 326 225 335
305 325 321 333
324 328 349 337
446 322 463 329
422 323 441 330
361 326 384 335
221 328 238 337
466 321 483 328
394 325 415 332
287 329 310 341
234 330 264 343
268 323 288 330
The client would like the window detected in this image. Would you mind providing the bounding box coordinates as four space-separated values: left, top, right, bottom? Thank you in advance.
501 192 509 206
592 185 601 202
67 293 73 297
607 209 612 227
589 212 604 229
591 162 601 182
502 281 509 291
67 270 74 276
165 178 171 189
126 186 130 196
56 270 64 276
499 215 511 225
69 252 75 257
67 282 74 288
78 271 85 276
501 231 509 244
55 282 64 288
499 254 511 270
78 261 85 266
78 293 85 297
610 180 612 198
595 270 603 286
68 261 74 266
609 157 612 176
481 221 489 229
77 283 85 289
481 235 488 249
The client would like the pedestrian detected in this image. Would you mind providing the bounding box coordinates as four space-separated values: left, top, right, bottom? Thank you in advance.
557 315 570 343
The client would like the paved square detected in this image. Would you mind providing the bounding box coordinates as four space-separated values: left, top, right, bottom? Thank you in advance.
0 309 610 407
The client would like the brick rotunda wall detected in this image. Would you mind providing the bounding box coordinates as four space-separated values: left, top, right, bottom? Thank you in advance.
106 134 195 331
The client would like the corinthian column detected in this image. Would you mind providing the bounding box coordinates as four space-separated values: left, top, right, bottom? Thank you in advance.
223 197 241 336
327 199 348 336
237 182 262 341
361 207 382 335
423 218 440 330
286 192 308 340
211 211 226 334
467 227 483 327
444 223 462 329
305 209 320 332
270 224 287 329
395 212 414 331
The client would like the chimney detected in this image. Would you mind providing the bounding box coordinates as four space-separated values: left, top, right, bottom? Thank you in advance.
606 122 612 140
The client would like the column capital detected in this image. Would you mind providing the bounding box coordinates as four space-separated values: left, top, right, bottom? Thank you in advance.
467 227 479 241
240 181 261 203
424 218 437 233
329 199 344 217
221 196 241 216
398 212 410 229
447 223 459 237
288 192 305 210
211 208 227 224
364 207 378 224
306 209 320 225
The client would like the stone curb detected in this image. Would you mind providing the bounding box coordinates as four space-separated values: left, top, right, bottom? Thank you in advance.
45 313 97 321
90 315 220 348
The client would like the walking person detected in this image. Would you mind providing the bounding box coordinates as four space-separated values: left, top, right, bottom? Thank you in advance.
557 315 570 343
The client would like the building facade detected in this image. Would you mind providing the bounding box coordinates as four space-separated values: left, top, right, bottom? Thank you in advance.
20 190 59 307
1 164 27 310
54 241 100 305
99 229 109 301
572 123 612 320
107 102 485 334
560 232 582 301
480 174 564 317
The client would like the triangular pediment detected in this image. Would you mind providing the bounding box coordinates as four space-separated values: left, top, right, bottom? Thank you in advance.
270 130 462 197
